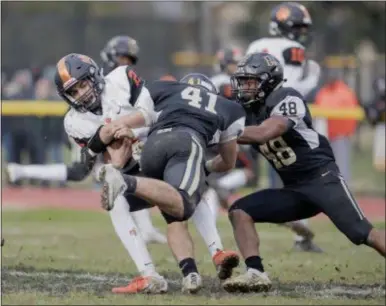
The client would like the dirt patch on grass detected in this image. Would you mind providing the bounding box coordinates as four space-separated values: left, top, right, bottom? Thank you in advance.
2 265 384 300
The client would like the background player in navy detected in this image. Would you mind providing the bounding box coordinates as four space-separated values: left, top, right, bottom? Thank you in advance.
222 52 386 293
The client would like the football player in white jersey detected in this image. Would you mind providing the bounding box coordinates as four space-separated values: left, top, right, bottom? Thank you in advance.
245 2 323 253
52 53 239 294
6 35 166 245
246 2 320 98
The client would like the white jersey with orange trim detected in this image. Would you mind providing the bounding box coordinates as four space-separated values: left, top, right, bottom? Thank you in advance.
246 37 320 97
63 65 151 146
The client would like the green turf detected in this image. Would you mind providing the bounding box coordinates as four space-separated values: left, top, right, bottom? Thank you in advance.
2 209 385 305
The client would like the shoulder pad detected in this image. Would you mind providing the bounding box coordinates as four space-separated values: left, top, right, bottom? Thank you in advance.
146 80 180 101
282 46 305 66
266 87 303 108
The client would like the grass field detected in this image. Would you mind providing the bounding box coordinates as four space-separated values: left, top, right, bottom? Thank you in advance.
2 207 385 305
1 125 385 304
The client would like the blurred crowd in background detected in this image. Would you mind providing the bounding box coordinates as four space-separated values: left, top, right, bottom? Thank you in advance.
1 1 385 188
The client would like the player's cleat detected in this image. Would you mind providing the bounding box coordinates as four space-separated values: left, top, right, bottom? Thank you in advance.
6 163 22 183
181 272 202 294
112 275 168 294
212 249 240 280
142 230 167 244
99 165 127 211
293 239 324 253
222 268 272 293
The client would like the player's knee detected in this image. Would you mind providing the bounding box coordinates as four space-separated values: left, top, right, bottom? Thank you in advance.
343 219 373 245
228 201 254 225
179 190 196 221
162 190 196 224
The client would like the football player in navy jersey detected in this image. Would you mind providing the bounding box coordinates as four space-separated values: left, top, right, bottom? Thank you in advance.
222 52 386 293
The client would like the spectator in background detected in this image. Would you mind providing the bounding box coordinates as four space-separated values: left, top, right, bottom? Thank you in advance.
314 72 360 183
365 76 385 172
37 66 67 187
2 71 12 176
3 69 46 187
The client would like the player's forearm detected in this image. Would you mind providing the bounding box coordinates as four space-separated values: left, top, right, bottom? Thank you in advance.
106 138 133 169
98 124 117 145
206 155 234 173
113 111 148 128
97 112 148 145
206 140 238 173
238 117 291 145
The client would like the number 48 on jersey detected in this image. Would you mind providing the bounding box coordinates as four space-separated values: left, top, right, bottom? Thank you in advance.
279 101 297 116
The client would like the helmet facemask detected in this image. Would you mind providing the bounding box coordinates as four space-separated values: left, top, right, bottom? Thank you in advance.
289 24 311 45
61 67 104 113
231 73 269 108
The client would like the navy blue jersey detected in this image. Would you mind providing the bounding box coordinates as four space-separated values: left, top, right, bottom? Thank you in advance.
248 87 335 185
146 80 246 146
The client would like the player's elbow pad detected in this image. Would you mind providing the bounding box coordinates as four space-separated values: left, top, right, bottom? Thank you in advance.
66 162 92 181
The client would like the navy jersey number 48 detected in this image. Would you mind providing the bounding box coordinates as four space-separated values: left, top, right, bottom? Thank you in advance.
279 101 297 116
259 96 302 169
260 136 297 169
